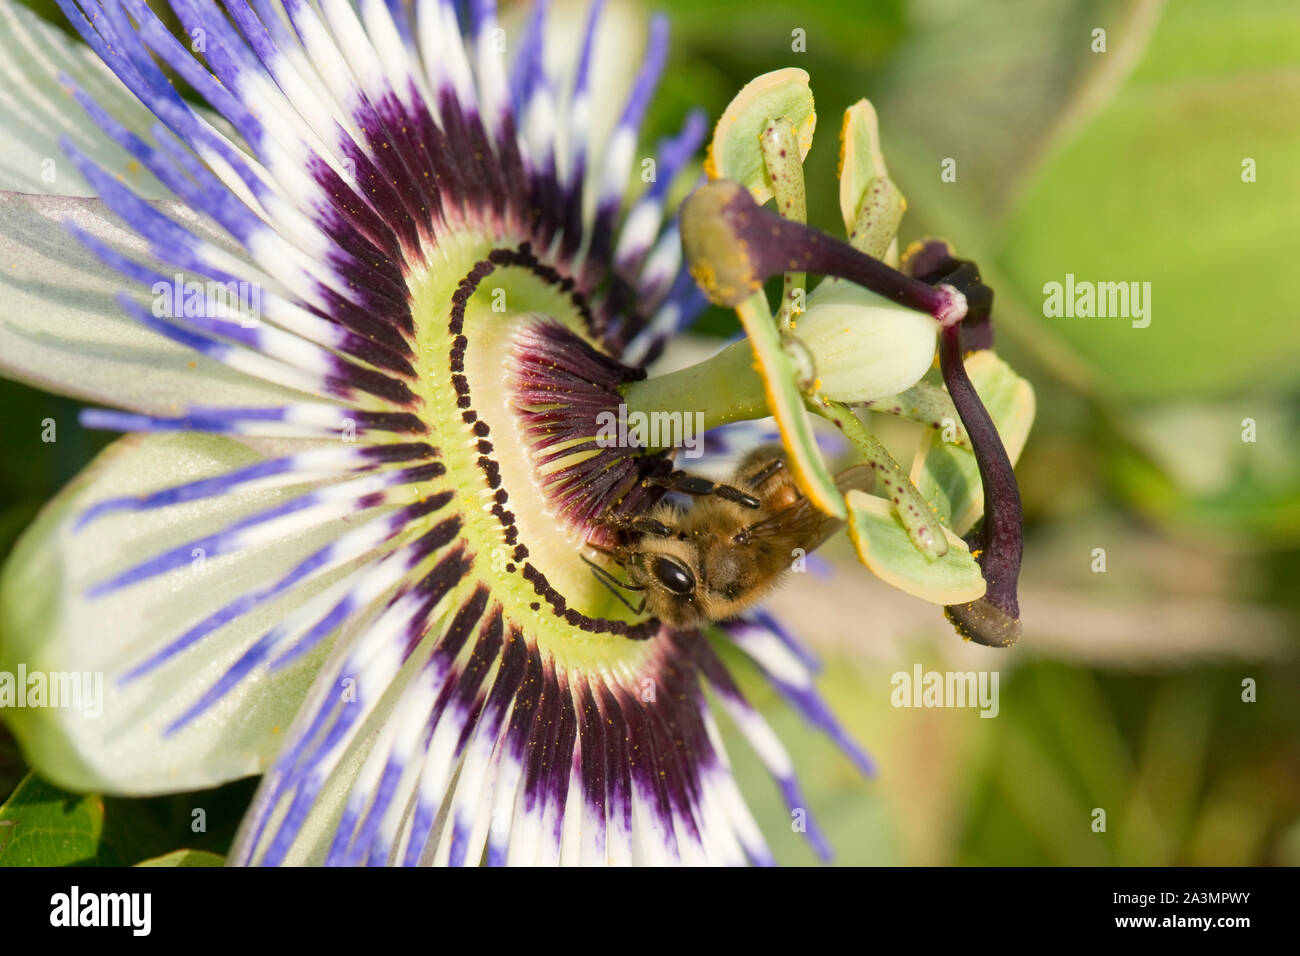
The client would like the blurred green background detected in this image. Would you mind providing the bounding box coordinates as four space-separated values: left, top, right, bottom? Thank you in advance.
1 0 1298 864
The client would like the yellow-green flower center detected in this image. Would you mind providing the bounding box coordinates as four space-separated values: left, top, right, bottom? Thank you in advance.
408 231 663 675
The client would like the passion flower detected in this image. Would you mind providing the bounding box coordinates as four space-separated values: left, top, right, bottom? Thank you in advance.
0 0 1033 866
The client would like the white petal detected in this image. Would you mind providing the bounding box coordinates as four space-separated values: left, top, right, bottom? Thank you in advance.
232 623 435 867
540 0 646 173
0 431 369 795
0 0 166 198
0 191 298 411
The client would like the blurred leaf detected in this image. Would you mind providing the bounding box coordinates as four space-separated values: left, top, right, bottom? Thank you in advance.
656 0 905 77
0 721 26 805
1116 678 1212 864
878 0 1140 230
0 772 181 866
1106 396 1300 544
136 848 224 867
996 0 1300 400
0 770 256 865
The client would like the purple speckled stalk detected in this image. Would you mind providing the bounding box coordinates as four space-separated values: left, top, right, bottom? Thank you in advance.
681 181 966 324
936 323 1023 647
903 249 1021 645
907 249 1024 647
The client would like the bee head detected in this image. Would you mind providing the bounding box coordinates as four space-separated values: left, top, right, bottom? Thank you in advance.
623 537 705 627
650 554 696 595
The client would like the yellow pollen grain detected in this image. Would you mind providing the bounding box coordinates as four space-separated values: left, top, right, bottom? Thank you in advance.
703 142 718 180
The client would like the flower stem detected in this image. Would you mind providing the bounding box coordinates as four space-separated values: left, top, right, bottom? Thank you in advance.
618 338 769 443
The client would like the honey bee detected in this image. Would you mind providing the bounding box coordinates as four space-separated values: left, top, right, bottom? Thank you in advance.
586 447 874 628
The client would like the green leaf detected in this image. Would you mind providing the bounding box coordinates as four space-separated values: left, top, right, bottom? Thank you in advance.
844 490 985 604
136 848 225 867
910 351 1035 535
1105 398 1300 545
0 772 104 866
734 293 845 518
706 68 816 205
0 770 244 866
994 0 1300 400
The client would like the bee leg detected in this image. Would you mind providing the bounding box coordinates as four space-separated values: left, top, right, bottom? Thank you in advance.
584 539 621 559
642 471 762 509
746 457 786 489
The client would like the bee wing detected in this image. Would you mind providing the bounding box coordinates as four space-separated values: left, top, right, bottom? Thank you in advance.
741 462 879 551
744 495 832 540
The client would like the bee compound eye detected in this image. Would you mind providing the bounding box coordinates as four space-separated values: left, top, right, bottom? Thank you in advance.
651 555 696 595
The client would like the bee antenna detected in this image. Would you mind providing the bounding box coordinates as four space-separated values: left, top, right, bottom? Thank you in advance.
580 554 648 615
